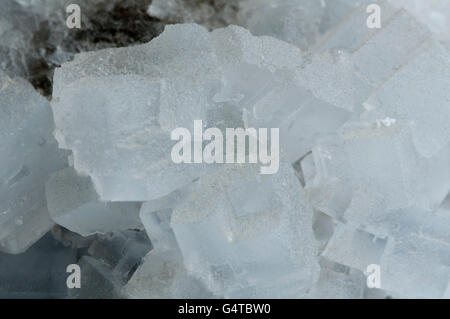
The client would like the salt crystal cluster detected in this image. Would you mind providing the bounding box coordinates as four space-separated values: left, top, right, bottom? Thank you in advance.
1 0 450 299
0 70 68 254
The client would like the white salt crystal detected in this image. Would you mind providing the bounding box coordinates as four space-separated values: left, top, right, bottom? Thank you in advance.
0 71 67 253
45 167 142 236
171 157 319 298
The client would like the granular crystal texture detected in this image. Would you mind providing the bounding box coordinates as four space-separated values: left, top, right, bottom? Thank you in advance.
0 71 68 254
170 159 319 298
52 23 353 200
45 167 142 236
1 0 450 299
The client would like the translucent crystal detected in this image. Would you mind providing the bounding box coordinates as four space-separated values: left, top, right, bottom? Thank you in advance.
380 235 450 298
86 230 151 282
125 249 215 298
309 258 365 299
365 39 450 158
140 208 178 252
171 158 319 298
45 167 142 236
52 23 351 201
308 118 450 220
70 256 124 299
322 224 388 272
389 0 450 40
238 0 324 51
0 71 68 254
1 0 450 299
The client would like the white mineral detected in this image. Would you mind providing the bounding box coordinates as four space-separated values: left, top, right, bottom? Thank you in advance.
170 159 319 298
0 71 67 253
2 0 450 299
45 167 142 236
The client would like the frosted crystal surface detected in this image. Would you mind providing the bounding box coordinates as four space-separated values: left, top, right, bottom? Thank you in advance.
309 258 365 299
365 39 450 158
125 249 215 298
45 167 142 236
1 0 450 299
388 0 450 40
52 23 355 201
170 158 319 298
322 224 388 272
380 235 450 298
0 71 68 254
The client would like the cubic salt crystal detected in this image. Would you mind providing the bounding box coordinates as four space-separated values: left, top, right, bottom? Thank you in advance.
140 207 178 252
45 167 143 236
300 152 316 187
388 0 450 40
67 230 151 298
125 248 215 298
380 235 450 298
215 63 352 162
322 224 388 272
309 258 365 299
171 157 319 298
52 23 353 202
70 256 124 299
350 8 430 87
365 38 450 158
308 118 450 222
315 0 399 53
86 230 152 282
312 210 335 254
238 0 324 51
0 71 68 254
295 50 372 112
0 0 448 299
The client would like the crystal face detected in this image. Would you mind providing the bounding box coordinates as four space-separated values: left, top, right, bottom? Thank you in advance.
1 0 450 299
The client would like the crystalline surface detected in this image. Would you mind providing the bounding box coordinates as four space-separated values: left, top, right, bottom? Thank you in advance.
70 255 125 299
389 0 450 40
170 157 319 298
125 249 215 298
1 0 450 299
87 230 152 282
238 0 325 51
0 71 68 254
52 23 354 201
380 235 450 298
365 39 450 158
45 167 142 236
67 229 152 299
322 224 388 272
309 258 365 299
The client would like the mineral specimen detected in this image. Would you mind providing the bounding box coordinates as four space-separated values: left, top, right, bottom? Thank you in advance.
1 0 450 300
45 167 142 236
0 70 68 254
